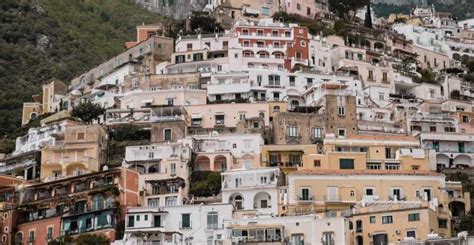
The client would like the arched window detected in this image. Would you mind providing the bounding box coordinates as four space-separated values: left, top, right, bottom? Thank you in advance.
296 3 301 10
30 112 38 120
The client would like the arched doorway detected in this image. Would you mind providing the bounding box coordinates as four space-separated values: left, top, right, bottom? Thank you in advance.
356 235 363 245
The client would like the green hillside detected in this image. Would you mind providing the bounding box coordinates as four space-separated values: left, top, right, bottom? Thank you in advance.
0 0 166 137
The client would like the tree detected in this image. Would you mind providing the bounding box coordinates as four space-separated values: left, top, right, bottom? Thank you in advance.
460 209 474 235
188 12 222 34
467 60 474 73
71 100 105 124
364 0 373 28
328 0 366 20
75 234 109 245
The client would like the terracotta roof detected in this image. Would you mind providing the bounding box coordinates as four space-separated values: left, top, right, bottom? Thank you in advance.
347 134 418 142
289 169 442 176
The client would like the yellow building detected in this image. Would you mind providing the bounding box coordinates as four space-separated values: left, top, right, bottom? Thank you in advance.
349 202 450 244
301 134 433 171
260 144 317 172
21 79 68 125
40 123 108 180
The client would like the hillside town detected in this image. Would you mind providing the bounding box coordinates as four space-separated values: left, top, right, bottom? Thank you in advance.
1 1 474 245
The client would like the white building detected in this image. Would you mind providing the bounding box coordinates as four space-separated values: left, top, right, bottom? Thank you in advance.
224 214 350 245
125 142 192 207
221 167 281 216
13 120 72 156
117 203 234 245
183 133 264 170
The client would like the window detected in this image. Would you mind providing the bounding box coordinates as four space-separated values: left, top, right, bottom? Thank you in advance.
370 216 376 224
239 113 246 121
235 178 242 187
165 196 177 206
314 160 321 167
127 215 135 227
407 230 416 239
438 219 447 228
382 72 388 82
77 132 85 140
382 215 393 224
153 215 162 227
261 7 270 16
260 176 267 184
338 128 346 137
322 232 335 245
170 163 176 175
28 231 35 243
378 92 385 100
273 92 280 101
338 107 345 116
181 214 191 229
268 75 280 85
186 43 192 51
287 126 298 138
207 212 218 230
215 115 225 125
136 215 141 221
289 76 295 86
148 152 154 159
273 106 280 112
300 188 310 200
368 70 374 80
47 227 53 240
285 31 291 37
313 128 323 139
365 188 374 196
339 159 354 169
408 213 420 222
385 163 400 170
148 198 160 207
272 30 279 37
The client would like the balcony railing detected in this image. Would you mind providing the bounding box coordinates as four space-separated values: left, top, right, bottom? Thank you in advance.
179 221 192 229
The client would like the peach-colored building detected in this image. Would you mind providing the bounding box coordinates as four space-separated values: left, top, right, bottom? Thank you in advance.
40 124 108 181
185 103 270 135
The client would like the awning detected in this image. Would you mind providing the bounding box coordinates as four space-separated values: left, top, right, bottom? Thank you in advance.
191 114 203 119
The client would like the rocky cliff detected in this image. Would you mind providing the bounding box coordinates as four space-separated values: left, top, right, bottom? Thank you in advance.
135 0 208 19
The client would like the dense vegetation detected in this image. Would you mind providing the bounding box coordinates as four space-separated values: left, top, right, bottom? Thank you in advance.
0 0 165 137
373 3 473 19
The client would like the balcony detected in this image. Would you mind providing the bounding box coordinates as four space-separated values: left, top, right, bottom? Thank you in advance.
179 221 192 230
298 196 314 202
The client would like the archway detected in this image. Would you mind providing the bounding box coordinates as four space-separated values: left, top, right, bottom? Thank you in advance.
374 42 384 52
148 163 161 173
195 155 211 171
356 235 363 245
453 154 471 168
65 163 87 176
229 193 244 210
449 201 466 217
436 154 450 169
128 164 146 174
253 191 272 209
214 155 227 172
